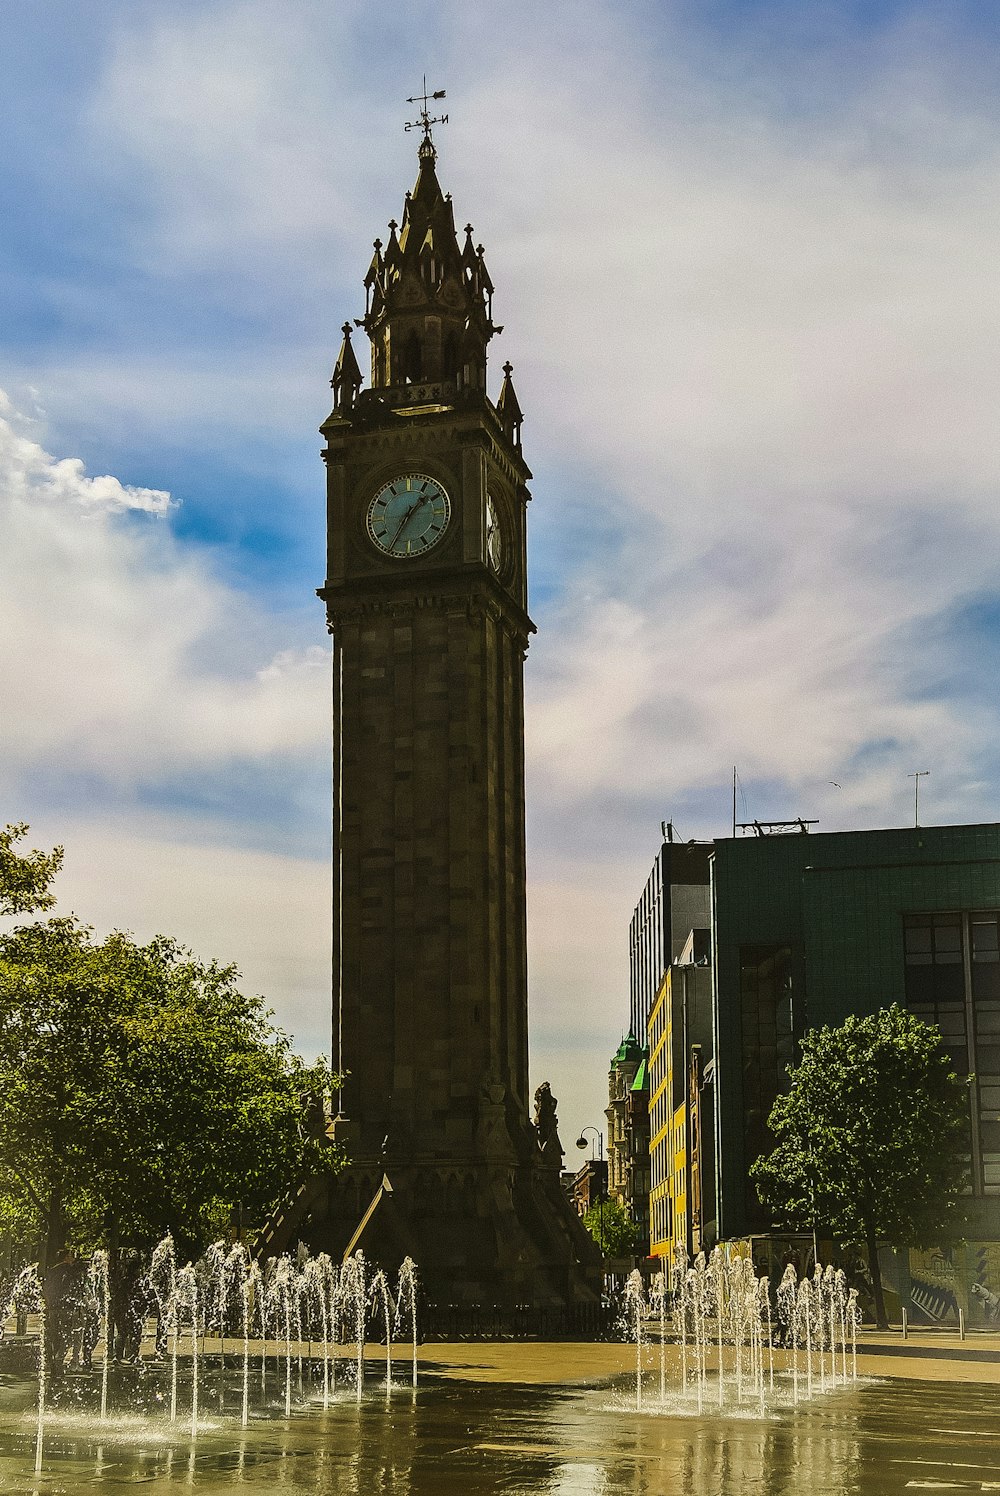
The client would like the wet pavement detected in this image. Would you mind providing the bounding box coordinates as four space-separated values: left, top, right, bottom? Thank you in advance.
2 1364 1000 1494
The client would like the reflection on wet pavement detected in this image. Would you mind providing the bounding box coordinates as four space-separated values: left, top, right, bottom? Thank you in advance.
2 1371 1000 1493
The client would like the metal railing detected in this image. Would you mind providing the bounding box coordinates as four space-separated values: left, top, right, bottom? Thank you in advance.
417 1299 619 1342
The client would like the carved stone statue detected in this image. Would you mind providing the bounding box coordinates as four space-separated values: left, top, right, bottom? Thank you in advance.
533 1081 564 1167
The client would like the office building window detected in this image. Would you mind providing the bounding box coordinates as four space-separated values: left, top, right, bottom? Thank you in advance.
904 911 1000 1195
739 943 795 1221
972 914 1000 1003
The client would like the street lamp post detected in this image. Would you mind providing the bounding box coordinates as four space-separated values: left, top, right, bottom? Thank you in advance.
576 1126 605 1254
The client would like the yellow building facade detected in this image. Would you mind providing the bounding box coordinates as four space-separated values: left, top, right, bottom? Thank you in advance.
646 935 715 1276
648 970 673 1262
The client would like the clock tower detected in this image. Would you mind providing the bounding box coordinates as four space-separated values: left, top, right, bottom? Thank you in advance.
309 118 599 1304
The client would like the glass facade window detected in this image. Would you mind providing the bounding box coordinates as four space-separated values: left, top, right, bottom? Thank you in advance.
630 853 665 1043
739 944 795 1221
973 915 1000 1005
904 913 968 1072
904 910 1000 1196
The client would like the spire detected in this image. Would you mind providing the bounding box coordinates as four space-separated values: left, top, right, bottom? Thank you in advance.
496 362 523 449
328 92 525 451
411 134 444 207
331 322 363 414
355 128 502 397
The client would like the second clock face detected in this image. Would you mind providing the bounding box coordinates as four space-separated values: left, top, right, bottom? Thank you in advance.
486 493 503 573
367 473 451 558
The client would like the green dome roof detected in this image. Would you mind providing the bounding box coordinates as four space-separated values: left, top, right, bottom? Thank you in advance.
612 1032 644 1066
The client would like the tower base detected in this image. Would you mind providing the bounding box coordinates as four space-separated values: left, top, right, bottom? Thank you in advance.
296 1158 601 1307
260 1099 603 1307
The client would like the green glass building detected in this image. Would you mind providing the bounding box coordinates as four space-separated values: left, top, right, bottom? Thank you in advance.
712 822 1000 1241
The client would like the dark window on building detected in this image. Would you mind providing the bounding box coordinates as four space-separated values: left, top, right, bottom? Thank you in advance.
904 910 1000 1196
402 331 421 383
972 917 1000 1195
904 913 967 1069
972 914 1000 1004
904 913 963 1005
740 944 795 1222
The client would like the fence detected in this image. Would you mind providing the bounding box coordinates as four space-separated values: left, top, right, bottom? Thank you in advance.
417 1299 619 1342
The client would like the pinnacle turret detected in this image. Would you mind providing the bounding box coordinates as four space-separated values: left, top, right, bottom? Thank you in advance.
331 322 362 414
496 361 523 450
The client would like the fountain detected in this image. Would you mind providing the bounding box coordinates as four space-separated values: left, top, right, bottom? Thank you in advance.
621 1269 647 1409
610 1244 863 1417
598 1244 862 1418
0 1233 422 1482
370 1268 395 1391
87 1248 110 1420
302 1253 334 1408
3 1264 45 1474
174 1262 201 1436
338 1251 368 1403
3 1236 868 1434
0 1234 943 1496
395 1256 420 1390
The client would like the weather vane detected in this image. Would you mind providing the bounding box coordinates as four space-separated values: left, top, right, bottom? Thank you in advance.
404 76 448 139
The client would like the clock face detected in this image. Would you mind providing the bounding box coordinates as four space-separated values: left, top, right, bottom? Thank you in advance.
367 473 451 558
486 493 503 573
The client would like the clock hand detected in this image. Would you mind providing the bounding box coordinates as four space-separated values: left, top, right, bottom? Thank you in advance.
389 490 432 549
389 498 420 549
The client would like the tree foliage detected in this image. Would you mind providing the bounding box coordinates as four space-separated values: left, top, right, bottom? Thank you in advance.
0 823 63 917
0 916 340 1261
751 1004 968 1326
582 1197 637 1258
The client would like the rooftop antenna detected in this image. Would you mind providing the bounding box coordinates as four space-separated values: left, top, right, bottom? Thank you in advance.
908 770 929 828
735 819 818 837
732 767 748 837
404 76 448 141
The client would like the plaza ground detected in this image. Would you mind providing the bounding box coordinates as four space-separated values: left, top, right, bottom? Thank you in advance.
410 1330 1000 1386
6 1327 1000 1492
9 1322 1000 1385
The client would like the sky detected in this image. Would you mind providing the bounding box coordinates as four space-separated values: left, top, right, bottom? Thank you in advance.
3 0 1000 1157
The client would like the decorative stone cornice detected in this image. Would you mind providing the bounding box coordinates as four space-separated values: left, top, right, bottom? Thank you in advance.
484 433 531 490
320 585 532 650
322 394 532 485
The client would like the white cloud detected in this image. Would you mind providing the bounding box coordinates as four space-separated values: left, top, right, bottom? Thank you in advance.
87 0 387 275
0 407 172 515
0 396 332 1060
0 392 329 794
475 17 1000 837
18 813 332 1062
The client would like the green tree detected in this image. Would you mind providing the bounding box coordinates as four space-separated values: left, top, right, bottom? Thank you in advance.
0 823 62 916
0 916 340 1267
582 1197 637 1258
751 1004 968 1327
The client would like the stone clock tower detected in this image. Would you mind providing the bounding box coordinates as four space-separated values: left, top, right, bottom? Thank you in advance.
305 119 599 1305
